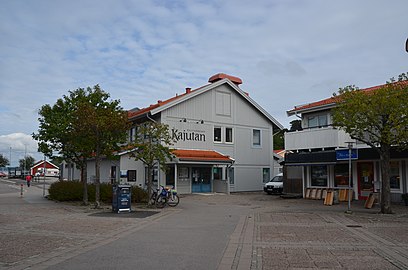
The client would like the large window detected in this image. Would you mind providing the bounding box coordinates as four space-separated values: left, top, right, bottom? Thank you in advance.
213 167 222 180
334 164 352 187
390 161 400 189
308 114 328 128
214 127 222 142
252 129 261 147
311 165 328 187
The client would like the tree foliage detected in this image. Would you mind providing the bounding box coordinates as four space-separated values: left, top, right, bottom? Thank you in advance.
33 85 129 207
332 73 408 214
19 156 35 171
130 122 175 202
0 154 9 167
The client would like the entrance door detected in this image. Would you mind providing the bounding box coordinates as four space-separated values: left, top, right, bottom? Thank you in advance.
357 162 374 200
192 167 211 193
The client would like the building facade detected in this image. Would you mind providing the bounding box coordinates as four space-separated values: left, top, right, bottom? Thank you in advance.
284 82 408 202
120 73 283 194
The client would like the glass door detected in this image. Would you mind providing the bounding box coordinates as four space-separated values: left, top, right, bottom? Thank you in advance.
357 162 374 200
192 167 211 193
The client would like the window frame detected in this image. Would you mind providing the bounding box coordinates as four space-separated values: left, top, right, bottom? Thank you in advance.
213 126 222 143
252 129 262 148
225 127 233 144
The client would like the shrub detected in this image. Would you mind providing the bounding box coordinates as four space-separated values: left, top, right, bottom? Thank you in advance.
48 181 148 204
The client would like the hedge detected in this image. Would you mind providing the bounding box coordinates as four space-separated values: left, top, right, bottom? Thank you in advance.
48 181 148 204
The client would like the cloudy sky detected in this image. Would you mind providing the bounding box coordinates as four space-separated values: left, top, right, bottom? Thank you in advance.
0 0 407 166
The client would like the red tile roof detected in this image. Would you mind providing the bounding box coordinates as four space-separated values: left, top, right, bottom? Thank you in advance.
290 81 408 113
172 149 234 163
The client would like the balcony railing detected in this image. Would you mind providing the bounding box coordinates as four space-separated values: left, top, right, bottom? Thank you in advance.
284 126 353 151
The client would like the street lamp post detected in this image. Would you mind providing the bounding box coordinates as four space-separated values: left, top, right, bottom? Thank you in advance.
346 142 354 214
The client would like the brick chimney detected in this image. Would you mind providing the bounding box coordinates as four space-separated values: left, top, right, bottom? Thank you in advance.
185 87 192 93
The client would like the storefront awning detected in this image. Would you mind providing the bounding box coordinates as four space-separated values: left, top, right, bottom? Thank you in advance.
171 149 235 164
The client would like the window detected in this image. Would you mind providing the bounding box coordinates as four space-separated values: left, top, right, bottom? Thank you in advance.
226 127 233 143
252 129 261 147
334 164 352 187
263 168 270 183
310 165 328 186
390 161 400 189
229 168 234 185
127 170 136 182
213 167 222 180
214 127 222 142
308 114 328 128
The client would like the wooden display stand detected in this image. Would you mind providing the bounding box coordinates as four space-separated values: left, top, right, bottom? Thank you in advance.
324 191 334 206
364 193 378 209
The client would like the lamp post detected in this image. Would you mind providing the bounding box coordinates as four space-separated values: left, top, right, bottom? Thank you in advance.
43 155 46 197
346 141 354 214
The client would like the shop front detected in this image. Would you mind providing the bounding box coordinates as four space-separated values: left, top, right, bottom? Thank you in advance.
167 149 235 194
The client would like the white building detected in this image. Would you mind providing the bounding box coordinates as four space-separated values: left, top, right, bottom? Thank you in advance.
119 73 283 193
284 81 408 202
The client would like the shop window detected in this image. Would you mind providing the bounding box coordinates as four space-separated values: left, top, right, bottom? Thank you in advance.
263 168 270 183
226 127 233 143
252 129 261 147
310 165 328 187
213 167 222 180
390 161 400 189
214 127 222 142
166 166 175 186
334 164 352 187
229 168 234 185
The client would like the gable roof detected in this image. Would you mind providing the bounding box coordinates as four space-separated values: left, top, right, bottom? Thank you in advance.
30 160 59 169
128 74 284 130
287 80 408 116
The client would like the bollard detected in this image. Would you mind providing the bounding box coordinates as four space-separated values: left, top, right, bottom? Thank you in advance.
20 184 23 197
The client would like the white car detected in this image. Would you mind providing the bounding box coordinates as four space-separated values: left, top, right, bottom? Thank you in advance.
264 173 283 194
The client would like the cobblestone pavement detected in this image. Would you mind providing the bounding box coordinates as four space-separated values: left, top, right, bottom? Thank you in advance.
1 178 408 270
218 195 408 270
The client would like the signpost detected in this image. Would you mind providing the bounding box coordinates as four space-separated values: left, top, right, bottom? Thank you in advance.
337 143 357 213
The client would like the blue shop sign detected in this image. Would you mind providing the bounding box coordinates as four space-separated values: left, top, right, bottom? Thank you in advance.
336 149 358 160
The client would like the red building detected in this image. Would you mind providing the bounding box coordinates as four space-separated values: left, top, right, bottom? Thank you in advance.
30 160 59 177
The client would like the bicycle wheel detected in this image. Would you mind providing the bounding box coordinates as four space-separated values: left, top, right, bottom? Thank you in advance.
167 194 179 207
155 195 167 208
149 191 157 205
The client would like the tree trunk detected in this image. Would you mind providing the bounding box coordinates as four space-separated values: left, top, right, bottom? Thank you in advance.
81 158 88 205
147 165 153 205
380 144 392 214
95 154 101 209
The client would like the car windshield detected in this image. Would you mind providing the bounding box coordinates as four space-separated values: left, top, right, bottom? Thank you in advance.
270 176 283 182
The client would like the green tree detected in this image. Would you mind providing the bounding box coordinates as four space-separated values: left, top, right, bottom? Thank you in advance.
273 129 286 150
332 73 408 214
19 155 35 171
33 85 129 207
130 122 175 203
0 154 9 167
289 119 302 131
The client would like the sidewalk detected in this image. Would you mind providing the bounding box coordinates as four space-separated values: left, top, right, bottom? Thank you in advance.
219 196 408 270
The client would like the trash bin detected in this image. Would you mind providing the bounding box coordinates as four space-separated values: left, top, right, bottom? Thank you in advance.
112 184 132 213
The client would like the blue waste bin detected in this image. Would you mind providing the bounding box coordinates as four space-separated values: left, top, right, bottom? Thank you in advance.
112 184 132 213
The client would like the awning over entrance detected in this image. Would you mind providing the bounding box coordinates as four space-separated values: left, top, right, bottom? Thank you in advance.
171 149 234 165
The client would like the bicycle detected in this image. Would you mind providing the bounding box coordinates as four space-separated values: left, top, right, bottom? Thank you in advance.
155 185 180 208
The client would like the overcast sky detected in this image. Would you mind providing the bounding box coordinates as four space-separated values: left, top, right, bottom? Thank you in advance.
0 0 407 166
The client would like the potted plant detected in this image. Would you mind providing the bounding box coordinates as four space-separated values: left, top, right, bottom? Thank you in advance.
402 193 408 206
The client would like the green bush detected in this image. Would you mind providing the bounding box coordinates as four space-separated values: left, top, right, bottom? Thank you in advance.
48 181 148 204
